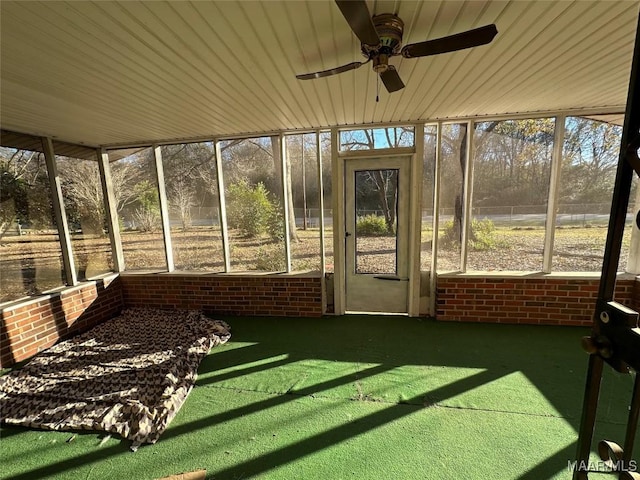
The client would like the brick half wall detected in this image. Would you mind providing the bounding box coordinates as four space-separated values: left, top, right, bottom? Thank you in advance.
436 275 638 326
1 275 123 368
120 273 323 317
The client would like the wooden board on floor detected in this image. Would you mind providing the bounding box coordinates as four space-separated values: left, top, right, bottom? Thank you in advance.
156 469 206 480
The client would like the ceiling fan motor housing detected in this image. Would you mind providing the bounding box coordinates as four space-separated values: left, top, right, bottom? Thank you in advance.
362 13 404 72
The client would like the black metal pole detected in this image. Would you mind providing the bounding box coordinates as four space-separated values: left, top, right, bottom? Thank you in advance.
596 12 640 306
573 10 640 480
574 354 605 480
621 374 640 476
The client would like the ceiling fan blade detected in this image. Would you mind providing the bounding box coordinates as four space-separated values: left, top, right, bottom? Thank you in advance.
335 0 380 47
379 66 405 93
401 24 498 59
296 61 367 80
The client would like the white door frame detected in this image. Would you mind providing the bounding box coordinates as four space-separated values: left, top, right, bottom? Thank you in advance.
331 126 424 316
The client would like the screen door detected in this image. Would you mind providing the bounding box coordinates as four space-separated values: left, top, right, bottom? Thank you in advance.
344 156 410 313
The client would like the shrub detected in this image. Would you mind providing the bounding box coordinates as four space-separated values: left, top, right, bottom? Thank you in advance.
356 214 389 236
266 198 285 241
439 219 459 248
254 245 286 271
133 206 160 232
226 180 278 238
469 218 499 251
440 217 504 251
132 180 160 232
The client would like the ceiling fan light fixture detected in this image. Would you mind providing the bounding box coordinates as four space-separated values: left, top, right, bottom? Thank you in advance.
372 54 389 73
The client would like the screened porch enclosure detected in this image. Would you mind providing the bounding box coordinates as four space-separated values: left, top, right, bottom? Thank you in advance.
1 116 638 315
1 0 639 315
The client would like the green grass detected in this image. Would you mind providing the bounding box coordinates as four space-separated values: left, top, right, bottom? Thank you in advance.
1 316 637 479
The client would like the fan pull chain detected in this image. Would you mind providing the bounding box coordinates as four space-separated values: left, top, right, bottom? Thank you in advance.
376 75 379 102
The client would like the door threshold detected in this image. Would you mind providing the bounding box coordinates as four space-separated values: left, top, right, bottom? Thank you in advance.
345 311 409 316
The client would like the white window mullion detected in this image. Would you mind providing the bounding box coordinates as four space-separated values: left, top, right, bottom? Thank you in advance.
280 134 292 272
153 145 174 271
331 127 345 314
408 123 424 317
429 122 443 317
460 122 475 273
98 148 125 272
543 116 566 273
42 137 77 286
214 140 231 272
316 131 326 278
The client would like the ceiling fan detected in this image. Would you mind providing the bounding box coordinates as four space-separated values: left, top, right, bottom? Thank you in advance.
296 0 498 93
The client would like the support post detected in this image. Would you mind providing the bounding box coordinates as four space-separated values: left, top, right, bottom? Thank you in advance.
280 134 292 272
317 131 326 278
332 127 345 314
408 123 424 317
573 354 605 480
214 140 231 272
429 122 442 317
42 137 77 286
153 145 174 271
622 374 640 472
460 121 474 273
574 12 640 480
302 135 307 230
98 148 125 272
543 115 566 273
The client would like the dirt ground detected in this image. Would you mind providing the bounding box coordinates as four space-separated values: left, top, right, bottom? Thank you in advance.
0 225 632 304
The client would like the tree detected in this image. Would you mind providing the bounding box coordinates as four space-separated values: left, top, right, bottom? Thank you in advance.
0 148 53 240
55 151 150 235
110 158 144 214
108 148 162 232
270 135 299 242
161 143 213 231
132 180 160 232
58 158 106 234
285 134 323 231
355 169 398 234
446 123 468 244
219 137 299 242
561 117 621 204
0 163 27 239
341 127 414 234
471 119 555 208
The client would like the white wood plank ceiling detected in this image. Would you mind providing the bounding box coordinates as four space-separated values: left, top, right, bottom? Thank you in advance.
1 0 638 147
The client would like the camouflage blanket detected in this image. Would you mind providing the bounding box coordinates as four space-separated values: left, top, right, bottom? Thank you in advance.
0 308 230 448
